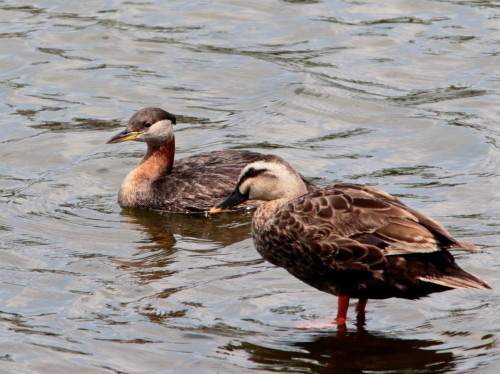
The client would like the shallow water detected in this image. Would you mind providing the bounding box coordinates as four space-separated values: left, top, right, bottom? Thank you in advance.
0 0 499 373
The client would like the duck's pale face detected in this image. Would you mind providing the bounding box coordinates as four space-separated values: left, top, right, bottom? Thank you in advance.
239 172 279 201
237 161 307 202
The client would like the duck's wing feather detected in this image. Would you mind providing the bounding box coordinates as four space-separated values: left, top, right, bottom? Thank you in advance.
281 185 462 257
350 183 481 250
325 184 480 251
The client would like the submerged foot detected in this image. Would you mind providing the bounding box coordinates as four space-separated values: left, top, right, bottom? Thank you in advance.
355 298 368 326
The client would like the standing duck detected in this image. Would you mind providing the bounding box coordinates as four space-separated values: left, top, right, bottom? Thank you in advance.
107 107 316 213
210 155 491 326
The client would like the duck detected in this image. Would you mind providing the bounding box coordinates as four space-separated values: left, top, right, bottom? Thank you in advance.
210 154 491 326
106 107 316 213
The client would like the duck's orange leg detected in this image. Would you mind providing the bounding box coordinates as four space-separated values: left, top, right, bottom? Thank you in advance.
355 298 368 324
296 295 351 329
335 295 350 325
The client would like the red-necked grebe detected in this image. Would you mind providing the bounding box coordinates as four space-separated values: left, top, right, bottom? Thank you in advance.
107 107 316 213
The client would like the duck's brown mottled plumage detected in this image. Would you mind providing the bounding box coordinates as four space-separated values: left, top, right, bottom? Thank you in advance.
211 155 491 326
107 108 316 213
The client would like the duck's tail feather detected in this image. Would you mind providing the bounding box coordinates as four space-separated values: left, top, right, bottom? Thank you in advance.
419 273 492 290
449 241 481 251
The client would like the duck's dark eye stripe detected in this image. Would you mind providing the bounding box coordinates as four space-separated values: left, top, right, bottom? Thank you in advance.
238 167 268 186
144 123 152 128
248 167 268 178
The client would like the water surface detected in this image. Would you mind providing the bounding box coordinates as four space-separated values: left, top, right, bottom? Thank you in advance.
0 0 499 373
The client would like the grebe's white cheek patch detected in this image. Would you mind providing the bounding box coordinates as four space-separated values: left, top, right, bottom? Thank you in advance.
140 120 174 145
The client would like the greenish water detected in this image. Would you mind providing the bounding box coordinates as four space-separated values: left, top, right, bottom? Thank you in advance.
0 1 498 373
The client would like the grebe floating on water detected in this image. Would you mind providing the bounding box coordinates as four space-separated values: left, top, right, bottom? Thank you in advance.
210 155 491 326
107 107 315 213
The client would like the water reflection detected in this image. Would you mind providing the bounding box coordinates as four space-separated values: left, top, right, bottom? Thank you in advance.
116 208 254 280
120 208 253 248
223 328 455 373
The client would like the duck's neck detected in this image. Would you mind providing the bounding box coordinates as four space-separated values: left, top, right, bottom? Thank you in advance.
140 139 175 176
254 178 307 226
252 198 288 234
118 139 175 207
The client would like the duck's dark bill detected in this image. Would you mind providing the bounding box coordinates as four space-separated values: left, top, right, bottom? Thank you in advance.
210 189 249 214
107 130 140 144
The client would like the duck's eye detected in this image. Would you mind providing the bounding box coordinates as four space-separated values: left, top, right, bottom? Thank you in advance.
144 123 152 128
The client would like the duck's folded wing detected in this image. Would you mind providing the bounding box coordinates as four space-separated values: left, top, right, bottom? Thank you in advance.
287 187 451 255
330 183 481 251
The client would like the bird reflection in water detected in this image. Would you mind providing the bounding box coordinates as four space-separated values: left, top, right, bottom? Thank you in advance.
221 328 455 374
114 207 255 280
120 207 253 247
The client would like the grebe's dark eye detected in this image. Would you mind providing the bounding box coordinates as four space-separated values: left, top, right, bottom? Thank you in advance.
144 123 152 128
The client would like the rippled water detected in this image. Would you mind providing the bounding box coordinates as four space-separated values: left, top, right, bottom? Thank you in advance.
1 0 499 373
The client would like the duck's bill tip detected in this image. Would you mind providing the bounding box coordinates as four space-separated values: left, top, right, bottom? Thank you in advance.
209 189 249 214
